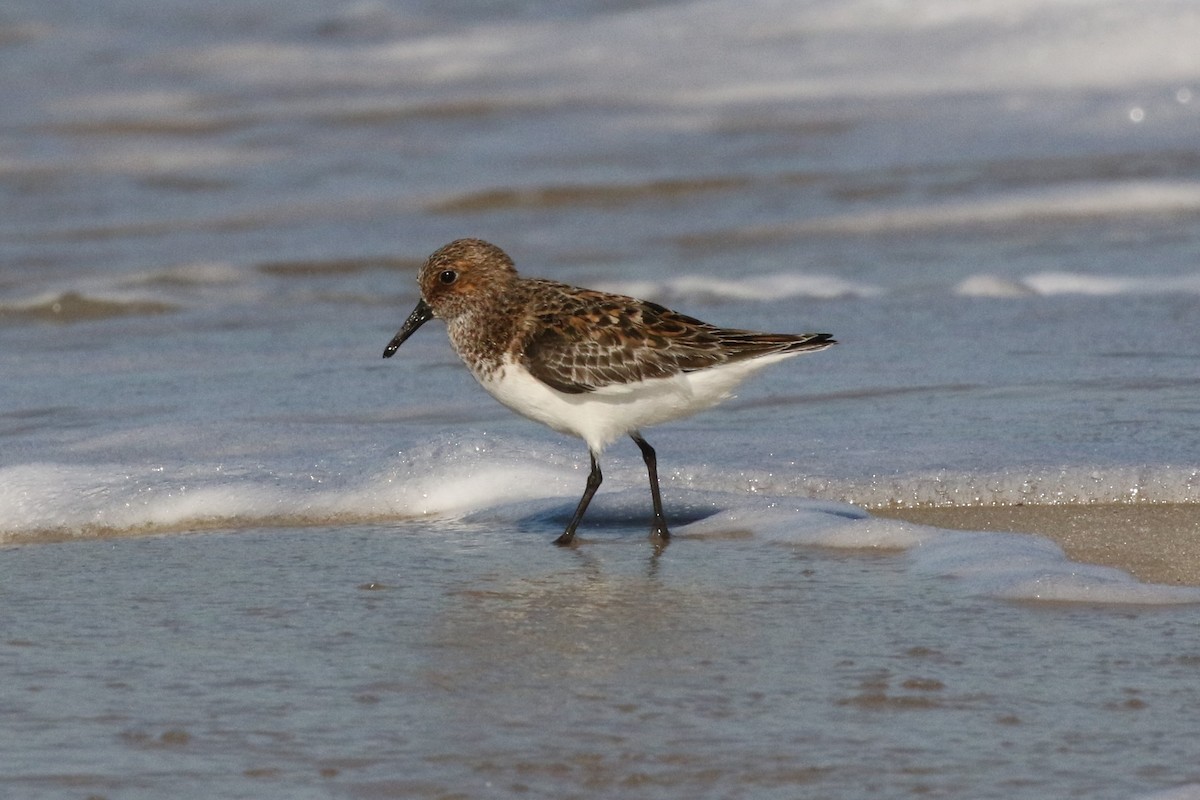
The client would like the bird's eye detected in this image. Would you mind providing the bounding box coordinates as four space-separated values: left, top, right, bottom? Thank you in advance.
439 270 458 285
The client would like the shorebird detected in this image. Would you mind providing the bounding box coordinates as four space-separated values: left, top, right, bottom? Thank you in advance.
383 238 835 545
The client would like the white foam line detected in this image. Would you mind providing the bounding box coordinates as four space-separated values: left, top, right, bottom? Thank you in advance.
680 505 1200 605
0 456 569 540
833 465 1200 508
959 271 1200 298
795 182 1200 236
5 460 1198 604
593 273 883 303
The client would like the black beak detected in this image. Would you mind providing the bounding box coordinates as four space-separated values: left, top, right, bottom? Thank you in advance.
382 299 434 358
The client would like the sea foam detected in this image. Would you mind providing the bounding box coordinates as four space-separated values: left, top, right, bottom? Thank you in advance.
959 271 1200 298
680 506 1200 605
593 273 882 304
4 449 1198 605
792 181 1200 236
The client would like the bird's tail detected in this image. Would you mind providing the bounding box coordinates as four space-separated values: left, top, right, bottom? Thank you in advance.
781 332 836 352
712 330 836 363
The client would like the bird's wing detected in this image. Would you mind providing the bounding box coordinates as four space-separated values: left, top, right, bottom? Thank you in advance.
518 286 735 394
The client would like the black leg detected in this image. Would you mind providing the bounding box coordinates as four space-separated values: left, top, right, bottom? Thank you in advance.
554 451 602 546
631 432 670 539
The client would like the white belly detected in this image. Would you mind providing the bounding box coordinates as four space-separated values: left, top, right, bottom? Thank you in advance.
474 353 798 453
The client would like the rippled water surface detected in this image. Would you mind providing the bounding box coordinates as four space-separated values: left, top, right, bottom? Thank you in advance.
7 523 1200 800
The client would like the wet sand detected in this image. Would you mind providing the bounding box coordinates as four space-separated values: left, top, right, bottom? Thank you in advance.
877 504 1200 587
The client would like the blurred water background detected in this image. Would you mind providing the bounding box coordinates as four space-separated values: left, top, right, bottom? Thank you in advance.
3 1 1200 797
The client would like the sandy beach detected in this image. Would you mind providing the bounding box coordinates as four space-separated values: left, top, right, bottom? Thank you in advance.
878 504 1200 588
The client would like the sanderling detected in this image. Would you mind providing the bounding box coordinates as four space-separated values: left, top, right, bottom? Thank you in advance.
383 238 835 546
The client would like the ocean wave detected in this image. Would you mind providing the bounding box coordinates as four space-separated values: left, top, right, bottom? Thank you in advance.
775 181 1200 237
957 271 1200 297
4 453 1199 603
0 291 177 322
427 177 752 214
593 273 882 303
5 457 1197 541
0 263 272 323
164 0 1200 105
819 464 1200 508
256 256 420 276
0 444 572 543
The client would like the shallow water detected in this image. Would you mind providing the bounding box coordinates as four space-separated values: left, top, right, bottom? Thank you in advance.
6 520 1200 800
4 0 1200 796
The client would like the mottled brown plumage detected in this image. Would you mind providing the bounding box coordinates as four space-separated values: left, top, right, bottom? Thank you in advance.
517 283 833 393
